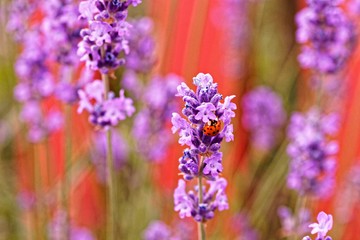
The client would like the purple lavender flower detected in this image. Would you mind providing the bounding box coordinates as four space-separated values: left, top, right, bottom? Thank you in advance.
278 206 311 237
6 0 35 42
287 108 338 197
77 0 142 73
125 17 156 73
143 221 172 240
8 3 70 142
132 74 181 162
91 130 128 183
296 0 354 73
302 211 333 240
242 86 286 150
174 177 229 222
143 220 193 240
19 101 63 142
42 0 85 66
172 73 235 223
77 80 135 129
172 73 236 179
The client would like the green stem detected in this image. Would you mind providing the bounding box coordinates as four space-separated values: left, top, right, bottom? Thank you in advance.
63 105 72 239
102 73 116 240
198 156 206 240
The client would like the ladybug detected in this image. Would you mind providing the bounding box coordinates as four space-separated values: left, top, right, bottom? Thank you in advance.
203 119 222 137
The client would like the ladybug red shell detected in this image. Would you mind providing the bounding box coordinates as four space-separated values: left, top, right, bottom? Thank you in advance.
203 119 222 136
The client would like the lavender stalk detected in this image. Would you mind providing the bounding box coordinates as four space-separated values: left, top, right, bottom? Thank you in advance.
172 73 236 240
77 1 141 237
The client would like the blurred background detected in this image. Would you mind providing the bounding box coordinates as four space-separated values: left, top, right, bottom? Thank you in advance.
0 0 360 239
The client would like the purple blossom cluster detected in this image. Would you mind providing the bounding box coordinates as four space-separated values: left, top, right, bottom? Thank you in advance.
77 0 141 73
278 206 311 237
172 73 236 180
172 73 236 222
121 17 156 98
143 221 172 240
174 178 229 222
12 26 63 142
125 17 156 73
8 0 98 141
6 0 35 41
296 0 354 74
242 86 286 150
143 220 193 240
132 74 181 162
42 0 84 66
41 0 93 105
302 211 333 240
77 80 135 129
287 108 339 197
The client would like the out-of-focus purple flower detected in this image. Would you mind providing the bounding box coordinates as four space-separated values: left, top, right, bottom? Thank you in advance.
296 0 354 73
6 0 35 41
55 81 79 104
91 130 128 183
174 177 228 222
77 80 135 129
287 108 338 197
143 220 193 240
70 228 95 240
302 211 333 240
46 110 64 132
242 86 286 150
143 221 172 240
278 206 311 237
8 3 69 142
42 0 85 66
77 0 142 73
19 101 63 142
132 74 181 162
126 17 156 73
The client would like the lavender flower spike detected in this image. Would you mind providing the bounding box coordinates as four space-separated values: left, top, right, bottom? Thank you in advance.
302 211 333 240
77 0 142 73
77 80 135 129
172 73 236 180
286 108 338 198
296 0 354 73
172 73 235 224
174 178 229 222
242 86 286 150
